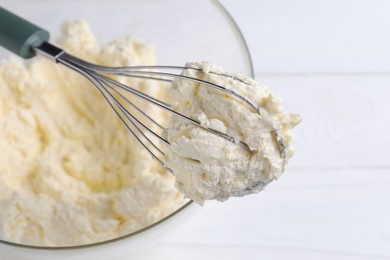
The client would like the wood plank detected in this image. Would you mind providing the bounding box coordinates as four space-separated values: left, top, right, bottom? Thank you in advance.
159 169 390 257
252 75 390 168
124 244 388 260
221 0 390 74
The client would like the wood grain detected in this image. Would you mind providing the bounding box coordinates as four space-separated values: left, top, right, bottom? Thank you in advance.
159 169 390 257
222 0 390 74
256 75 390 169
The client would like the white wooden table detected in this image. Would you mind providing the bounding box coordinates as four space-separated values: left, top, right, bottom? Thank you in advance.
128 1 390 259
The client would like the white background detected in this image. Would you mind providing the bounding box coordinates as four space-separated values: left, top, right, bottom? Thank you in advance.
130 1 390 259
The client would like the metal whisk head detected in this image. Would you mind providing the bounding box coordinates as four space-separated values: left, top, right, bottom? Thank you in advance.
34 42 286 172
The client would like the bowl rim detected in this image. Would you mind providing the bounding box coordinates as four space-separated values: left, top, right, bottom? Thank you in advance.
0 0 254 250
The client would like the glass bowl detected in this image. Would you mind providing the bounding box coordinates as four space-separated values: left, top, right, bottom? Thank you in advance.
0 0 253 259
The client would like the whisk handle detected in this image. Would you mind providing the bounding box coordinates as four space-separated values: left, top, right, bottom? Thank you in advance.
0 7 49 59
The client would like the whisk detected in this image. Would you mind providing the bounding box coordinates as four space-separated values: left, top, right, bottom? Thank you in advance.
0 7 285 172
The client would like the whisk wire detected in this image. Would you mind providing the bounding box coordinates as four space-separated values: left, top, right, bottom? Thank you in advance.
55 50 287 167
96 77 168 150
61 53 259 113
60 56 168 168
103 83 165 130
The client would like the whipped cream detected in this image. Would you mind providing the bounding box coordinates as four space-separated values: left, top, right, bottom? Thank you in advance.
164 62 300 204
0 21 185 246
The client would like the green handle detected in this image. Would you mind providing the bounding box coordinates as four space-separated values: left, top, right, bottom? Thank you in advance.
0 7 49 59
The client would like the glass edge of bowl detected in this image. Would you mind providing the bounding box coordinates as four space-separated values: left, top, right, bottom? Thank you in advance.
0 0 254 250
0 200 193 250
212 0 255 78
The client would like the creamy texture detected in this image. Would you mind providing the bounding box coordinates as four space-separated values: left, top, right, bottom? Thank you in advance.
0 21 185 246
164 62 300 204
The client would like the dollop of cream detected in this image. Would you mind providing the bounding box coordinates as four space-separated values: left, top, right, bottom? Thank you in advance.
164 62 300 204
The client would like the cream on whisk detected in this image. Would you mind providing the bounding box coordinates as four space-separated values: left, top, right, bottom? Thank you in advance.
164 62 300 204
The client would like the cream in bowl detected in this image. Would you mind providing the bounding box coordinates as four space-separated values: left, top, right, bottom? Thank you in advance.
0 21 186 247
